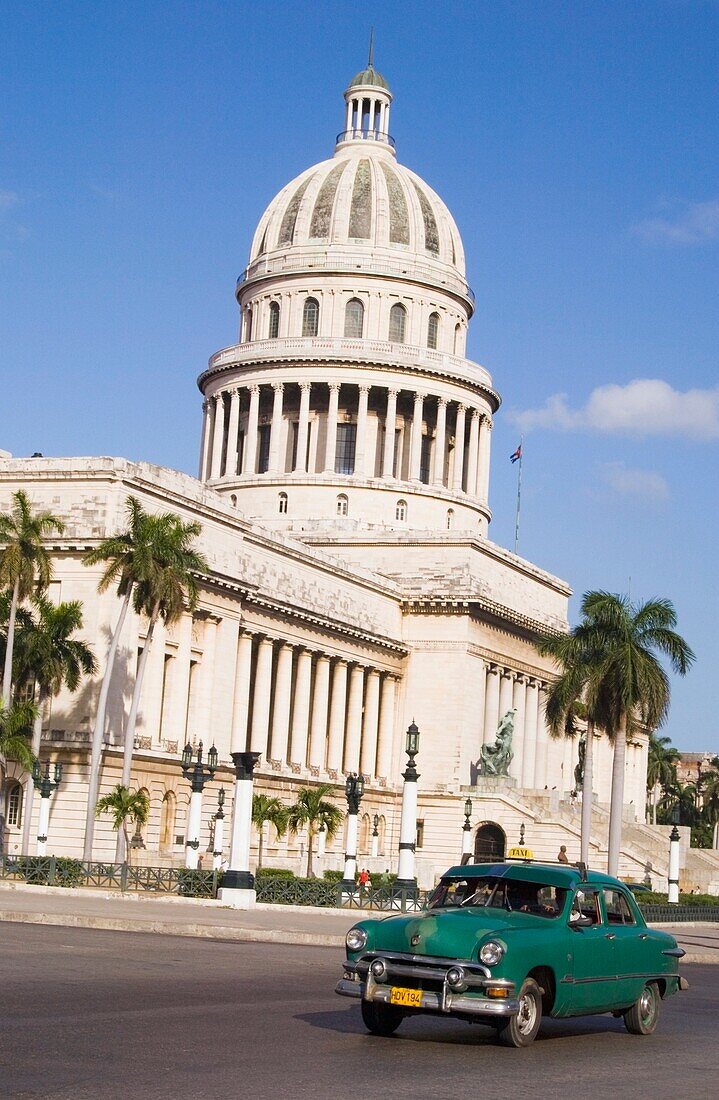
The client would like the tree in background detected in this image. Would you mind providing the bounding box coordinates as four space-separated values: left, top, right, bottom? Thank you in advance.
95 784 150 866
287 784 343 878
252 793 289 870
646 733 679 825
0 490 64 703
15 595 96 855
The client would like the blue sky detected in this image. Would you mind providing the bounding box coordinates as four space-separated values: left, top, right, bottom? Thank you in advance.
1 2 717 752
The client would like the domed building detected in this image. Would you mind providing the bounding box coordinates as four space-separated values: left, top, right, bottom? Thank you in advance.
0 59 677 891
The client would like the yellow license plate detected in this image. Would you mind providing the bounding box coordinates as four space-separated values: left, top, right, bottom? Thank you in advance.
389 986 423 1007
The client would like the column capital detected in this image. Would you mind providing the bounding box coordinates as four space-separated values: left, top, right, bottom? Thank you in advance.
457 402 467 413
358 383 370 395
249 383 260 395
272 381 284 394
386 387 399 397
300 381 312 393
202 398 209 412
471 407 480 422
213 391 223 403
437 396 448 408
481 413 493 429
328 382 341 393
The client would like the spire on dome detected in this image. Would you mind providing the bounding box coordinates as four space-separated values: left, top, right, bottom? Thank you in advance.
337 41 395 153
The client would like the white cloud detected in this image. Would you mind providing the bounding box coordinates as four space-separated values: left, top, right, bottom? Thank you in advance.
603 463 669 502
0 189 20 211
513 379 719 442
632 198 719 245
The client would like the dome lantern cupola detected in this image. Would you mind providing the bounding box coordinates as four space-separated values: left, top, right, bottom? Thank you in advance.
337 33 394 155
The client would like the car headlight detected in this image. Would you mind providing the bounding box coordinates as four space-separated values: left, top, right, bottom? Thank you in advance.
346 926 368 952
479 940 505 966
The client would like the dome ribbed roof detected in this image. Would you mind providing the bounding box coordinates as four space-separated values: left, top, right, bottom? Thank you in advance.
249 152 466 276
347 65 389 90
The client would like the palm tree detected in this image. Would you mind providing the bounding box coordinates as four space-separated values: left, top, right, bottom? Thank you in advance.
95 784 150 865
0 490 65 704
579 592 694 876
646 734 679 825
82 497 162 860
287 784 343 878
81 499 207 861
538 611 614 867
252 793 289 870
15 595 96 855
0 699 37 855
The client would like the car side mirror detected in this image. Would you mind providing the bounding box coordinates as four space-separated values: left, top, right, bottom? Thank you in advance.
569 914 594 929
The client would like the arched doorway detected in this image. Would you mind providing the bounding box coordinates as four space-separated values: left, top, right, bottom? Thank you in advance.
159 791 177 852
474 822 506 863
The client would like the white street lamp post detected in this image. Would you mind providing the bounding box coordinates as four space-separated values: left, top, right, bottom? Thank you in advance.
218 751 260 908
371 814 379 859
180 740 218 869
461 798 473 863
341 773 365 888
396 722 420 888
317 822 326 858
32 760 62 857
212 788 226 871
668 824 680 904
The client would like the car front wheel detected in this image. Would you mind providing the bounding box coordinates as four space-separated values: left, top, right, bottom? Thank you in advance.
497 978 542 1048
623 982 660 1036
361 998 404 1036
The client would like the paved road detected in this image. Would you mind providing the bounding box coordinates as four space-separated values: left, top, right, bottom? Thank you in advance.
2 924 717 1100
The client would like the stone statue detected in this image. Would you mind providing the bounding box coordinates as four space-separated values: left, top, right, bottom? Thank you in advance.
574 732 586 792
478 709 515 777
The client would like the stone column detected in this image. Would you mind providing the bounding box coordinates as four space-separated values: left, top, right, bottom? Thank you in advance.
452 403 466 491
231 631 254 753
360 669 380 777
482 665 501 746
478 415 492 502
295 382 311 473
193 619 216 745
226 388 241 478
249 636 273 755
308 654 331 773
467 409 480 497
355 384 370 477
522 680 539 789
242 385 260 475
210 392 225 479
324 383 340 472
269 383 284 474
269 642 293 764
289 648 312 767
409 393 424 481
534 685 549 789
343 664 365 774
382 388 398 478
511 675 526 783
163 613 192 748
433 397 447 486
345 98 352 132
199 400 211 480
326 659 348 774
376 674 396 781
498 669 514 725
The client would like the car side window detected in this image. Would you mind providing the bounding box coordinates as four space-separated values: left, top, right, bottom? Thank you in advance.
570 888 601 925
603 889 636 925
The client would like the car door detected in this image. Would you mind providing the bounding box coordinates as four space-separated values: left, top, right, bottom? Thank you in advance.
602 887 652 1006
568 887 617 1014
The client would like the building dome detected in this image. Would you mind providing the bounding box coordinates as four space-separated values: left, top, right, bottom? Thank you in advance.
347 64 389 90
248 153 466 278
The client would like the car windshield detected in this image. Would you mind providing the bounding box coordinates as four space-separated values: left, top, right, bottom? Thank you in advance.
427 876 567 918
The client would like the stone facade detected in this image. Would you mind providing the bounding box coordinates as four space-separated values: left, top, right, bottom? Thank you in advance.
4 60 696 891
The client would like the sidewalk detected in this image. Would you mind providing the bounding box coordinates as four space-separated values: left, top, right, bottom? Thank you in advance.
1 880 718 961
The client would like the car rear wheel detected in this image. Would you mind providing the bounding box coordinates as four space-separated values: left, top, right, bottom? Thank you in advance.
623 982 660 1036
361 998 404 1036
497 978 542 1048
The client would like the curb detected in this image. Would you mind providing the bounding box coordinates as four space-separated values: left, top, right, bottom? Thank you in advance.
0 910 345 948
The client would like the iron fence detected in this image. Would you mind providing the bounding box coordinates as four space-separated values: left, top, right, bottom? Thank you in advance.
254 876 429 911
0 856 219 898
639 903 719 923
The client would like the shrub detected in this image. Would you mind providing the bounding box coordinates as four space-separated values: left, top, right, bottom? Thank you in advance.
255 868 295 880
322 869 344 883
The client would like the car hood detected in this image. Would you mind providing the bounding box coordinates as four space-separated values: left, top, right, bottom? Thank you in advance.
368 907 549 959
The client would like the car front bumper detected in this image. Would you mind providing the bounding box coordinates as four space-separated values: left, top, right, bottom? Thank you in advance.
335 976 521 1019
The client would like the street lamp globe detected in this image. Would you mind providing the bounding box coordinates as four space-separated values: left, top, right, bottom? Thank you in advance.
464 797 472 820
208 743 219 773
181 742 193 771
406 721 420 758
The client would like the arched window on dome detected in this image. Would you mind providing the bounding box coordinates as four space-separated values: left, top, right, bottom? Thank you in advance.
336 493 349 517
453 322 462 355
395 499 407 522
268 301 280 339
302 297 320 337
389 302 407 344
278 492 288 515
245 307 253 343
427 312 440 350
344 298 364 339
446 508 454 530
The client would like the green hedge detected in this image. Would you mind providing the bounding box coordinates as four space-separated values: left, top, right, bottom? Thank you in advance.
255 868 295 880
638 891 719 907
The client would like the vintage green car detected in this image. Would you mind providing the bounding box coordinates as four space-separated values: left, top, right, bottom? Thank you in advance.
336 862 688 1046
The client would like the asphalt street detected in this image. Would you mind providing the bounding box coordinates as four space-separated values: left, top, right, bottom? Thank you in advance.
2 923 717 1100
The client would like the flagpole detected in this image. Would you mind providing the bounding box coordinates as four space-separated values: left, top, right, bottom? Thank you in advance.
514 436 523 554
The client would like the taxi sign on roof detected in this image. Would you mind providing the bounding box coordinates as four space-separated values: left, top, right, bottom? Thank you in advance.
506 846 534 860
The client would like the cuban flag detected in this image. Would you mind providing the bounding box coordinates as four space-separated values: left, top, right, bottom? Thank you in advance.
510 444 522 464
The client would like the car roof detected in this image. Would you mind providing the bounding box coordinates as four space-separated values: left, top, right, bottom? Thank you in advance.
441 862 630 890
